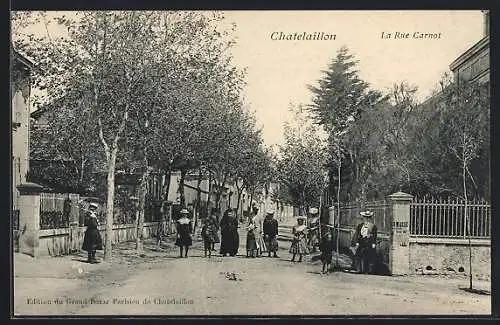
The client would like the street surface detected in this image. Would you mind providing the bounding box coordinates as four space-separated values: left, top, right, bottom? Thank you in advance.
14 227 491 316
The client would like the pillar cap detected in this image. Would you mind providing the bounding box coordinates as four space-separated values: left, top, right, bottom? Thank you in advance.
17 182 44 195
388 191 413 201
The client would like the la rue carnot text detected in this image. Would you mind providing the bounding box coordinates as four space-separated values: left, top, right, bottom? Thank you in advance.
381 31 442 39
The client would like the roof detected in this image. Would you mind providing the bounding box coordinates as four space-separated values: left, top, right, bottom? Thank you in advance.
11 49 35 70
31 108 47 119
449 36 489 72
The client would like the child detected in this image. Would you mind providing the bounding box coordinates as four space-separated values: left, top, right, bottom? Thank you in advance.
320 232 335 274
289 216 309 262
202 210 219 258
246 221 258 258
156 218 167 247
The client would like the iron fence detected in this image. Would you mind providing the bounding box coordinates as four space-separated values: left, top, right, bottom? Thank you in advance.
410 197 490 238
40 193 80 229
338 200 391 234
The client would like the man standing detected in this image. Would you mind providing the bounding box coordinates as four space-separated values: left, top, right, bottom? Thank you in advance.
82 203 103 263
351 210 377 274
263 209 279 258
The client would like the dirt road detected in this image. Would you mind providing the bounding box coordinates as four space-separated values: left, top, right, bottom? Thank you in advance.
14 229 491 316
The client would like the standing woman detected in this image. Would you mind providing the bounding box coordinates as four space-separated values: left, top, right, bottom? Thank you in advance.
289 216 309 262
263 210 279 258
175 209 193 258
220 209 239 257
246 219 258 258
252 207 267 257
307 207 320 253
82 203 103 264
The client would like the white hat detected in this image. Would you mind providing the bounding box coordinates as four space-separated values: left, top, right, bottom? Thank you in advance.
89 203 99 209
360 211 374 217
180 208 189 214
266 209 275 215
309 207 318 214
296 216 307 221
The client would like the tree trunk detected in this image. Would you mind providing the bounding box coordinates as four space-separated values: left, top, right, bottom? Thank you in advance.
215 174 227 211
249 189 254 211
236 187 243 221
136 158 149 253
215 180 222 210
463 150 473 290
360 184 366 211
163 165 172 201
79 157 86 187
194 168 203 234
104 146 118 260
179 168 187 207
207 172 213 210
336 150 342 267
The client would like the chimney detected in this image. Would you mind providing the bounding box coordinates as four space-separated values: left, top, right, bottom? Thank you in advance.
482 10 490 37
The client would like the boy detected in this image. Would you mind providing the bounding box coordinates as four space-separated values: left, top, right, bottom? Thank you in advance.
320 232 335 274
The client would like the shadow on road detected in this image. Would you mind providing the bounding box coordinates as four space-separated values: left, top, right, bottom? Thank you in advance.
459 287 491 295
306 271 323 275
71 258 89 263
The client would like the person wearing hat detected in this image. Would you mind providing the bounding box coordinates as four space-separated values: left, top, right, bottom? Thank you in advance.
82 202 103 263
175 208 193 258
262 209 279 258
219 209 240 257
251 206 267 257
351 210 378 274
289 216 309 262
307 207 320 253
245 219 258 258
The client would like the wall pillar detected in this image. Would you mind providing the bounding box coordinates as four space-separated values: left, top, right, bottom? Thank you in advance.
16 182 44 258
387 191 413 275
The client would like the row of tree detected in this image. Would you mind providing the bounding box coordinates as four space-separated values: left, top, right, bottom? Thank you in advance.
12 11 273 259
276 46 490 211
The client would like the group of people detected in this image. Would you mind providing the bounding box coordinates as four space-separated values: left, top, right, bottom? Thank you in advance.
245 207 279 258
81 200 379 275
174 207 245 258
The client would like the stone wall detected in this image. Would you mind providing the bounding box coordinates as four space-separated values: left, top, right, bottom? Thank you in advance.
38 222 159 257
409 238 491 279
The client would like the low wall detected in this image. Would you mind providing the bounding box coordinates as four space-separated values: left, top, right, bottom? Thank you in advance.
409 237 491 279
38 222 160 257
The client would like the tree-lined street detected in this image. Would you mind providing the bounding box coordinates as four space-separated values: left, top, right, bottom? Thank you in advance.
11 11 491 317
14 232 490 316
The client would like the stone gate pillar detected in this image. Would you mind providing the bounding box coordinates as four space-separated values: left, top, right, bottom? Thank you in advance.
387 191 413 275
16 182 43 258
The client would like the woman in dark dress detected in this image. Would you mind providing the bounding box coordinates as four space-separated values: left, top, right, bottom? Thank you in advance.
219 209 239 257
82 203 103 263
175 209 193 258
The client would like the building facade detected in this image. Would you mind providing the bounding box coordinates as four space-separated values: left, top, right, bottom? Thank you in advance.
449 11 489 84
11 50 34 211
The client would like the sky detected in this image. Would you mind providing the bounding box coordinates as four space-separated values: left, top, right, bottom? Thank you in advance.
222 11 485 147
14 10 485 148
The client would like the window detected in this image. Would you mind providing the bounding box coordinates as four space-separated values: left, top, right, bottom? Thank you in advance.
471 59 479 78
